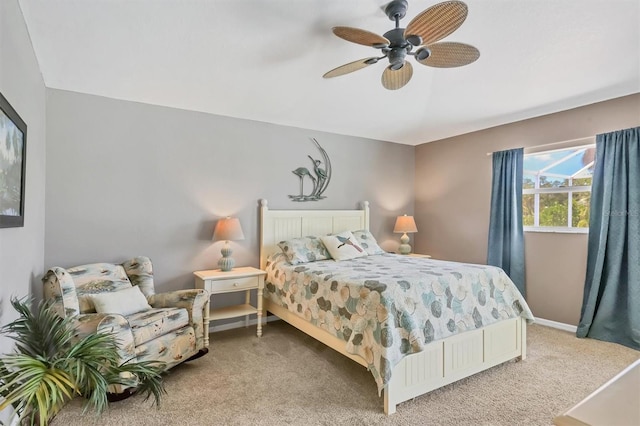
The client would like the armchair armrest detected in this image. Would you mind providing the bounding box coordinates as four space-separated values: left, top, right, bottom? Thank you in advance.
147 289 210 349
72 313 137 363
72 313 140 394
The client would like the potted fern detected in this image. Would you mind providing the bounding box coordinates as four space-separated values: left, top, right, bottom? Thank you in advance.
0 297 166 426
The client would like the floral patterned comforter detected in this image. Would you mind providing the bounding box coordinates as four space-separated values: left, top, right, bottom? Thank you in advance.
264 253 534 393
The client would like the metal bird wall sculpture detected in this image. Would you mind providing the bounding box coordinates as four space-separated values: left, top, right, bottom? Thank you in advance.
289 138 332 202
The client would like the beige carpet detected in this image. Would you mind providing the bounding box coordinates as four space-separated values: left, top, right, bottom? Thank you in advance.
52 321 639 426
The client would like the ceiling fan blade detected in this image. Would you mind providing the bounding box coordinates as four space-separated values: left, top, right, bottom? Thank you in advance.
323 57 379 79
332 26 390 47
381 62 413 90
417 42 479 68
404 1 468 46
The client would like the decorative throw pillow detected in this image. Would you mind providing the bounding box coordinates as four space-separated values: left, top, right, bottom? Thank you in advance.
352 229 385 255
320 231 367 261
90 285 152 316
277 236 331 265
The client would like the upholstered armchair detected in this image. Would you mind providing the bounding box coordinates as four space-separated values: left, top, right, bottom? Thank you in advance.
42 256 210 394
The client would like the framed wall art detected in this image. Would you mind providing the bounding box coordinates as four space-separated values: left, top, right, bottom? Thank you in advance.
0 91 27 228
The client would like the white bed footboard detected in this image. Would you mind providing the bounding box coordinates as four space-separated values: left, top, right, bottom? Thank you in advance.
384 316 526 414
263 285 526 415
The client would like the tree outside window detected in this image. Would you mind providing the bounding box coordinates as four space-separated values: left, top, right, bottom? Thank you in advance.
523 144 595 232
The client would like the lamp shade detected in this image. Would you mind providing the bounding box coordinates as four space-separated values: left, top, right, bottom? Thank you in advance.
393 215 417 234
213 217 245 242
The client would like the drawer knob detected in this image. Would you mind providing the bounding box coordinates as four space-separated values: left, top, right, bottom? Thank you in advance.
233 283 238 287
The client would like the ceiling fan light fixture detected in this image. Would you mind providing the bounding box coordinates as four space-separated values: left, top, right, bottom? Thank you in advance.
406 34 422 46
415 47 431 61
388 48 406 66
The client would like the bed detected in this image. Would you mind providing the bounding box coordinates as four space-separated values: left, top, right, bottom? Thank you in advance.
259 199 534 414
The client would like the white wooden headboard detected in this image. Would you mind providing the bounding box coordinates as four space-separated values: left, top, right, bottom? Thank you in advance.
259 199 370 269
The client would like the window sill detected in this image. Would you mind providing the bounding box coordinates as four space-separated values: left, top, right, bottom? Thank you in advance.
524 227 589 234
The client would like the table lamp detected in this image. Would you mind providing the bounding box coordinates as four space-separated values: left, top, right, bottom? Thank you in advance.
213 217 245 271
393 214 417 255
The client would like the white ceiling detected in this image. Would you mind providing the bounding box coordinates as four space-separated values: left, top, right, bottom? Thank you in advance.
18 0 640 145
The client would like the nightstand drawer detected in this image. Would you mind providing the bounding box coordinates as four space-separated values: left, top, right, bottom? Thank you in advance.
205 275 258 293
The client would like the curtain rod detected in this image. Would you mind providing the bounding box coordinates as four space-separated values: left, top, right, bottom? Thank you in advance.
485 136 595 156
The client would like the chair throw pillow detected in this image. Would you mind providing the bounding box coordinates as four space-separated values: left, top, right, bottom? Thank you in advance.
91 285 152 316
320 231 367 261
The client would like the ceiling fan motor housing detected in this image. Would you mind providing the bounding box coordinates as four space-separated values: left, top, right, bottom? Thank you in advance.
383 28 408 48
383 27 411 69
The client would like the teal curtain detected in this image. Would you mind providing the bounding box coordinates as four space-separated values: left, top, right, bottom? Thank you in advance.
577 127 640 350
487 148 525 297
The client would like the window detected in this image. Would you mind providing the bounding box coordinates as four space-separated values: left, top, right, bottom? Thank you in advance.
523 144 595 232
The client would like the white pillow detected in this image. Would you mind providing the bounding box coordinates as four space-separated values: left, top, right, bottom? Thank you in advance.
320 231 367 261
91 285 152 316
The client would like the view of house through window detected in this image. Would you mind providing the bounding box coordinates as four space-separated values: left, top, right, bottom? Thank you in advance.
523 143 596 231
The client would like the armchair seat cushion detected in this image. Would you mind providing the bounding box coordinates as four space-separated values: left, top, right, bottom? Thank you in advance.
128 307 190 346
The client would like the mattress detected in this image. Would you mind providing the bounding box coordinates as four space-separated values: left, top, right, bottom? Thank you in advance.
264 252 534 392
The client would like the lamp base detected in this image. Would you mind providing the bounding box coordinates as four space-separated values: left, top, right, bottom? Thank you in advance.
218 245 235 272
398 233 412 255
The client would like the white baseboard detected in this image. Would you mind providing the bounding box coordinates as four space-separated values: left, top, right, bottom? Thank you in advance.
535 317 577 333
209 315 280 333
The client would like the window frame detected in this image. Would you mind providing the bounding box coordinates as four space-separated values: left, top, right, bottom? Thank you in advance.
523 143 595 234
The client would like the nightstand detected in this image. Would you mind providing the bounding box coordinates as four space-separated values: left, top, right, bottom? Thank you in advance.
194 266 266 337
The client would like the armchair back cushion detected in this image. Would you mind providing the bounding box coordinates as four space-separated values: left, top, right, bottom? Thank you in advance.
72 263 134 313
43 256 155 318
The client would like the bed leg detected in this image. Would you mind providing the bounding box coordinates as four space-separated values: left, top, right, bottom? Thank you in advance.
384 387 396 415
518 318 527 361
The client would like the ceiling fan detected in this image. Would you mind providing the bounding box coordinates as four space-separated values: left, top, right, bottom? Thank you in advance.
323 0 479 90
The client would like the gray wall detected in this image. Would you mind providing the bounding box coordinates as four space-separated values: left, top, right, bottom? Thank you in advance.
414 93 640 325
45 89 414 315
0 0 47 350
